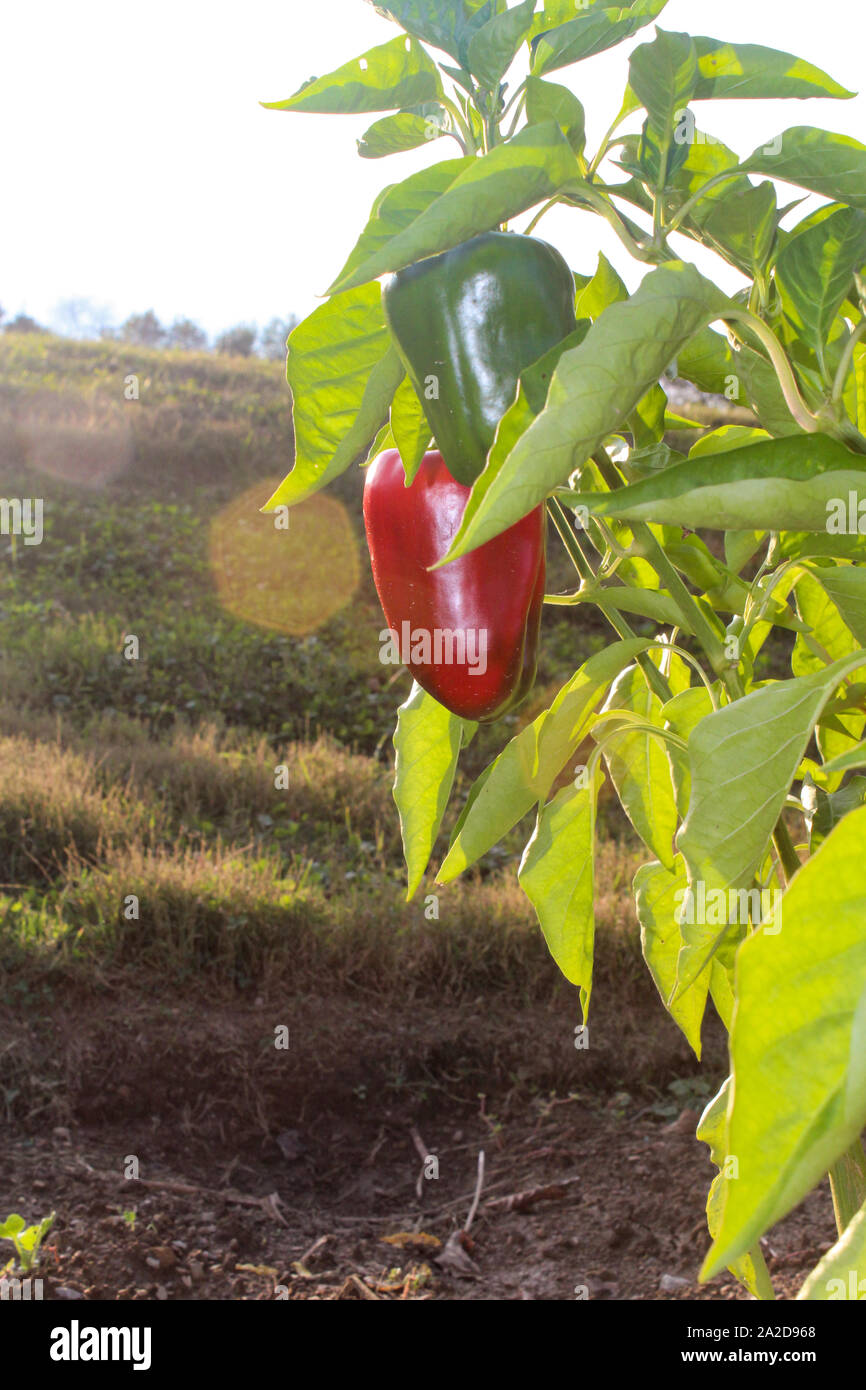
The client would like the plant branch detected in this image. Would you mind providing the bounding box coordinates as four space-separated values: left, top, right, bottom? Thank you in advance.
439 95 476 155
832 317 866 409
564 182 654 262
667 169 748 235
548 497 672 704
723 309 820 436
592 451 741 696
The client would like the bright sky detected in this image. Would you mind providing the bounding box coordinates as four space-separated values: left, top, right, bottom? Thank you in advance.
3 0 864 338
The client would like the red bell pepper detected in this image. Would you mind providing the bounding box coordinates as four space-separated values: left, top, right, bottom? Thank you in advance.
363 448 545 722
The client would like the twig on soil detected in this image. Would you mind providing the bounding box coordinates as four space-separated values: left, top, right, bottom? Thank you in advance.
464 1150 486 1233
73 1156 290 1225
410 1124 435 1199
484 1176 581 1214
298 1233 330 1268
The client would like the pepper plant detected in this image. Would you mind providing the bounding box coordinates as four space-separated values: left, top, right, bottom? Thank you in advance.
263 0 866 1299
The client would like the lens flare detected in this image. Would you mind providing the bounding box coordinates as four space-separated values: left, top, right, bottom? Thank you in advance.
209 479 360 635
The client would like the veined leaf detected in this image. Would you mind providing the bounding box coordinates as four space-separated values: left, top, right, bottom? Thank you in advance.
691 38 854 102
394 683 466 900
696 1079 776 1299
703 808 866 1280
519 768 602 1015
600 665 678 869
366 1 496 63
390 375 431 483
776 206 866 370
822 740 866 777
574 251 628 320
439 262 731 559
629 29 698 144
583 435 866 533
262 286 403 511
263 36 441 115
676 650 866 992
675 324 736 397
332 158 473 296
330 123 581 294
634 857 709 1057
530 0 670 76
793 568 866 778
743 128 866 213
358 104 450 158
525 76 586 154
437 639 648 882
467 0 537 88
804 563 866 649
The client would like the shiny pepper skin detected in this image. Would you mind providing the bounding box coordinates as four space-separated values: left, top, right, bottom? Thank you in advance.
363 448 545 722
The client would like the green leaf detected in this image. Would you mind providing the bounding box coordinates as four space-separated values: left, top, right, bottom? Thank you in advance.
524 76 586 153
822 740 866 777
583 435 866 532
330 123 581 294
365 420 395 465
676 650 866 992
634 857 709 1056
390 375 431 482
806 563 866 648
519 769 602 1014
775 206 866 369
0 1214 25 1238
574 251 628 322
743 128 866 213
467 0 537 88
331 158 473 297
440 262 731 559
600 665 678 868
702 807 866 1280
263 36 442 115
804 775 866 851
694 180 778 277
797 1198 866 1300
437 639 648 881
691 37 854 102
531 0 670 76
697 1080 776 1299
367 1 495 63
689 426 770 460
262 286 403 511
393 683 466 899
793 569 866 776
429 321 590 570
675 324 735 398
629 29 698 144
357 103 450 157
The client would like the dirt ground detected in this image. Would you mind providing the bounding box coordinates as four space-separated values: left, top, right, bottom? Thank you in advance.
0 986 836 1302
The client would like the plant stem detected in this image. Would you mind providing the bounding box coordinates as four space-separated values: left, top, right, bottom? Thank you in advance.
564 182 653 262
587 98 634 179
547 497 672 704
439 96 476 155
724 309 820 436
591 451 740 696
829 1139 866 1236
832 317 866 409
667 168 748 235
772 820 801 884
525 197 563 235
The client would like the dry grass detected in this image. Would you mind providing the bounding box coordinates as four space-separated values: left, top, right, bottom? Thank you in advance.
0 708 645 1001
0 733 164 884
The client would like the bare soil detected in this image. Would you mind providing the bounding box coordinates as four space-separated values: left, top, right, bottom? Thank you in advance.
0 984 835 1302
